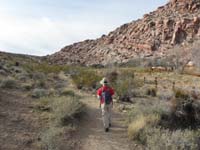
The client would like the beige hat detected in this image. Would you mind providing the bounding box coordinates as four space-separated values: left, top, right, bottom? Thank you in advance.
100 77 108 85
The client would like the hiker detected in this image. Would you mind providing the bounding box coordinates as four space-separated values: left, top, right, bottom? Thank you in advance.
97 77 114 132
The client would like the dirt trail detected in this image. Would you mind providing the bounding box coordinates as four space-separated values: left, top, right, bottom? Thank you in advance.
76 91 132 150
0 90 40 150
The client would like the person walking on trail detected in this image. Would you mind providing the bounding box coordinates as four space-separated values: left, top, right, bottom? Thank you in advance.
97 77 114 132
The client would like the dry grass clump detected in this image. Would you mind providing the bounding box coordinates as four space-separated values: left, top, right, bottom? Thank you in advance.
128 114 160 140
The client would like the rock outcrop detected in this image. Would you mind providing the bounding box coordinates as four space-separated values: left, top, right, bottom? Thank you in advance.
48 0 200 66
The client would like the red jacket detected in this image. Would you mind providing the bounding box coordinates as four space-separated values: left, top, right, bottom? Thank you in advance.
97 86 114 104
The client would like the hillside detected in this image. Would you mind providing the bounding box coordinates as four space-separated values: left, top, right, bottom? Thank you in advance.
48 0 200 66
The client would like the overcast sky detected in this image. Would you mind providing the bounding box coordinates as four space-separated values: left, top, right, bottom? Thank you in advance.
0 0 168 56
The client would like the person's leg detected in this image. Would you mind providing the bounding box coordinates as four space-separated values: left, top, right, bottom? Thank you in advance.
108 104 112 126
101 104 109 130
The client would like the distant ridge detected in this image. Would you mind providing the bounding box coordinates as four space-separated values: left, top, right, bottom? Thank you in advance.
48 0 200 66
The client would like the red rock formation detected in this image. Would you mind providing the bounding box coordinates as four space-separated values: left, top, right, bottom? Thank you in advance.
48 0 200 66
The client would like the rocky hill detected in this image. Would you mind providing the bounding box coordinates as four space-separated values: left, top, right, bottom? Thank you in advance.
48 0 200 66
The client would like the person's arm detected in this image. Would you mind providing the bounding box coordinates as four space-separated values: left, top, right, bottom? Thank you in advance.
97 95 101 108
110 88 114 107
97 88 102 108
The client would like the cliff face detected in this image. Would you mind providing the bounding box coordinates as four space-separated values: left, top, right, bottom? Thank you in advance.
49 0 200 66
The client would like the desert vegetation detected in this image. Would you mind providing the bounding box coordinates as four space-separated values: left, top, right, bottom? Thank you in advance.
1 51 200 150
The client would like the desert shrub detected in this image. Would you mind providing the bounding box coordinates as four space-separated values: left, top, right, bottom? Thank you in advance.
168 99 200 129
49 88 57 97
23 63 70 74
144 128 200 150
145 87 157 97
41 126 65 150
0 77 17 89
21 83 33 91
163 89 200 129
113 69 142 101
106 71 118 84
10 66 24 74
34 79 46 88
32 72 46 80
71 69 102 89
174 88 190 100
15 73 30 81
60 89 75 97
128 114 160 140
54 81 67 89
32 88 48 98
52 97 85 126
33 97 51 112
128 100 169 125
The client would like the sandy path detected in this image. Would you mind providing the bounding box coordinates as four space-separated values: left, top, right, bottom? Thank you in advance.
76 91 132 150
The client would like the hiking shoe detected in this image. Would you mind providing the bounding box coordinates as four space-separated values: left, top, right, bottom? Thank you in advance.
105 128 109 132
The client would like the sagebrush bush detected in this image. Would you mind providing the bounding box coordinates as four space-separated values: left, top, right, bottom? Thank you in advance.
0 77 17 89
128 100 169 123
145 128 200 150
52 97 85 126
32 88 48 98
41 126 65 150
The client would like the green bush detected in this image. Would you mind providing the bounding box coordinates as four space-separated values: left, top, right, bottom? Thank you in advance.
32 88 48 98
71 69 102 89
23 63 70 74
113 69 142 101
0 78 17 89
